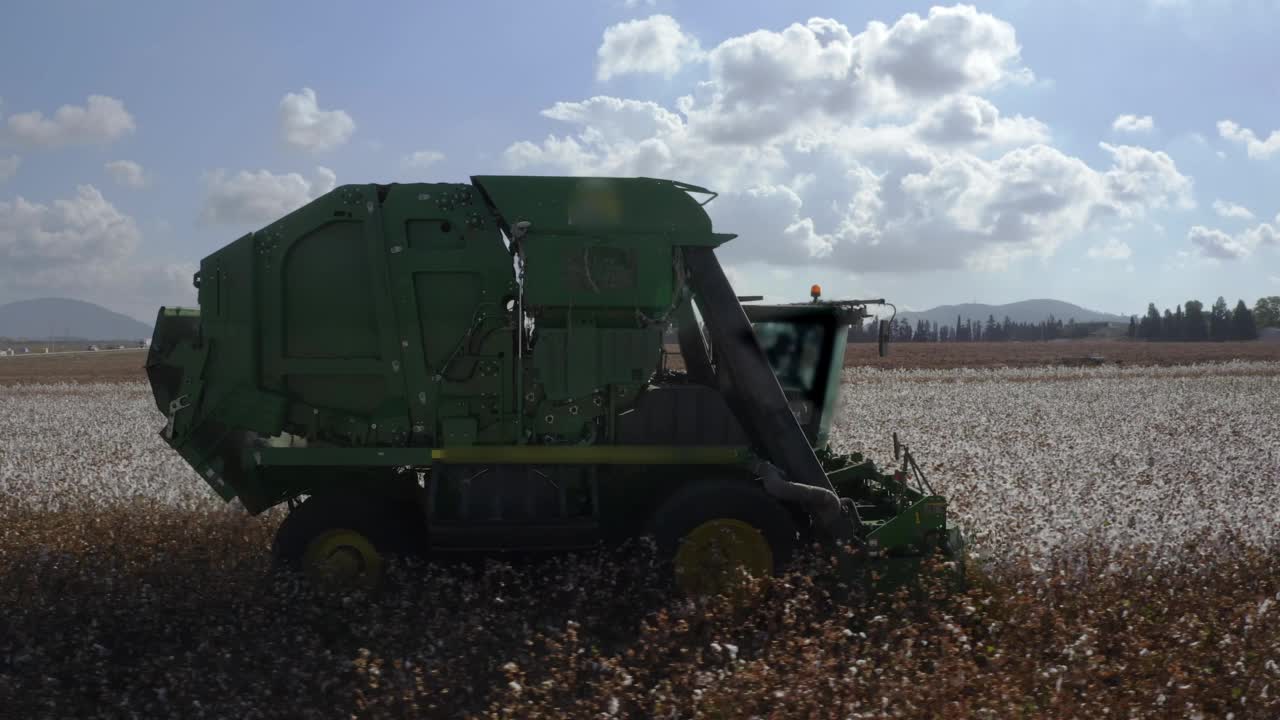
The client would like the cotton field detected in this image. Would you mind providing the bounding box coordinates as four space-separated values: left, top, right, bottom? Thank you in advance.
836 361 1280 565
2 364 1279 718
5 363 1278 559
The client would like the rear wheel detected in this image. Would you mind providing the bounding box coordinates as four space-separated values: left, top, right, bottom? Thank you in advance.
649 479 798 596
272 492 425 589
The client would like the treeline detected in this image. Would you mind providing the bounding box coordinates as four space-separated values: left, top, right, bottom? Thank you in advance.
849 315 1107 343
1129 297 1261 341
847 295 1280 343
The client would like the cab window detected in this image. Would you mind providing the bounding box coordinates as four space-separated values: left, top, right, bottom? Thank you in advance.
754 320 824 394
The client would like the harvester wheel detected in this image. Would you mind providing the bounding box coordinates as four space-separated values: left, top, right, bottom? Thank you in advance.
649 479 798 596
272 492 424 589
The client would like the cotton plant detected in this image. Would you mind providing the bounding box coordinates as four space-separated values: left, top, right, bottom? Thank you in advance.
0 382 222 513
832 361 1280 569
1 367 1278 717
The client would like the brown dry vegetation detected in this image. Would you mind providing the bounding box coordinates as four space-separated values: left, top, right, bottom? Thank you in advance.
0 349 147 385
4 341 1277 387
842 339 1280 370
0 506 1276 718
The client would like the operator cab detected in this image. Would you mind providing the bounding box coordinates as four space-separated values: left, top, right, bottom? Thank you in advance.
667 286 870 450
742 303 856 448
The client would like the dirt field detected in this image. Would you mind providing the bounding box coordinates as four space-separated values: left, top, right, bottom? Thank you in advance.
846 339 1280 369
4 341 1279 386
0 349 148 385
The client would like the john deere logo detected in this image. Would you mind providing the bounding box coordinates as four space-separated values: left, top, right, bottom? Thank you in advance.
568 180 623 227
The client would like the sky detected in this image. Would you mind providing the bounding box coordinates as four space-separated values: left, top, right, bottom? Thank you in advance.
1 0 1279 323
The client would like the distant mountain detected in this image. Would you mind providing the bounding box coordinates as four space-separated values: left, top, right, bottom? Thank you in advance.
898 299 1129 327
0 298 152 341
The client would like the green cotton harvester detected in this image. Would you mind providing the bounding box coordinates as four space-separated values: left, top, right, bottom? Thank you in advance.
146 176 964 593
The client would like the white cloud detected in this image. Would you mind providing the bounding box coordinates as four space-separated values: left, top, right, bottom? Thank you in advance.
0 155 18 183
1188 215 1280 259
6 95 135 147
279 88 355 153
201 167 337 225
912 94 1049 146
104 160 147 188
1217 119 1280 159
1188 225 1249 260
1212 199 1254 220
864 5 1032 96
1098 142 1195 212
623 0 656 6
402 150 445 169
683 7 1029 144
597 15 703 81
543 96 685 141
0 185 140 271
1087 237 1132 260
503 8 1195 276
1111 114 1154 133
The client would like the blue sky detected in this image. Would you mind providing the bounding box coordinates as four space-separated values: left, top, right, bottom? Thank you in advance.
2 0 1278 322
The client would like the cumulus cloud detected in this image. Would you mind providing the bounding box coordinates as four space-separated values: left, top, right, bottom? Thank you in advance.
864 5 1031 96
279 88 355 153
104 160 147 188
680 7 1029 144
402 150 445 169
1111 114 1154 133
1212 199 1253 220
1189 226 1249 260
597 15 703 81
912 94 1048 146
1188 215 1279 259
503 7 1195 275
0 185 140 272
1217 120 1280 159
0 155 18 183
201 167 337 225
0 183 195 318
505 106 1192 272
6 95 135 147
1087 237 1132 260
1098 142 1194 212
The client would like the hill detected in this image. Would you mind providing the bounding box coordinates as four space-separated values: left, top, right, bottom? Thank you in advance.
0 298 152 341
898 299 1128 327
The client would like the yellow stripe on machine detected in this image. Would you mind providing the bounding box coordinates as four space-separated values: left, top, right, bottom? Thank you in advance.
253 445 751 467
430 445 750 465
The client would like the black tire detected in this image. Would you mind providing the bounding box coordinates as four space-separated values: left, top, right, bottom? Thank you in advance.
647 478 799 590
271 492 426 570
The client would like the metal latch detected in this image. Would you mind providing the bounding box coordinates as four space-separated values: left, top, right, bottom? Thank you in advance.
163 394 191 439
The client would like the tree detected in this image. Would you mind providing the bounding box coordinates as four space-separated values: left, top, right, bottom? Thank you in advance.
1209 296 1231 341
1162 309 1175 340
1232 300 1258 340
1184 300 1206 340
1173 305 1185 341
1128 315 1137 338
1255 296 1280 328
1141 303 1161 340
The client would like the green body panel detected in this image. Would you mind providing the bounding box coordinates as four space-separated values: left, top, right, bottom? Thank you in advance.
146 174 960 573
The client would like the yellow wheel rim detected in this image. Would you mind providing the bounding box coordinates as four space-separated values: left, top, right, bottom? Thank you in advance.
302 528 384 589
673 518 774 596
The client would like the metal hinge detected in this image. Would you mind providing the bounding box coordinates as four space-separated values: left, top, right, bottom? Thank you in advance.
163 394 191 439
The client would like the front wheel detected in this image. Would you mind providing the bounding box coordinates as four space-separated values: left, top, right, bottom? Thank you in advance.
272 492 425 589
648 478 799 596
